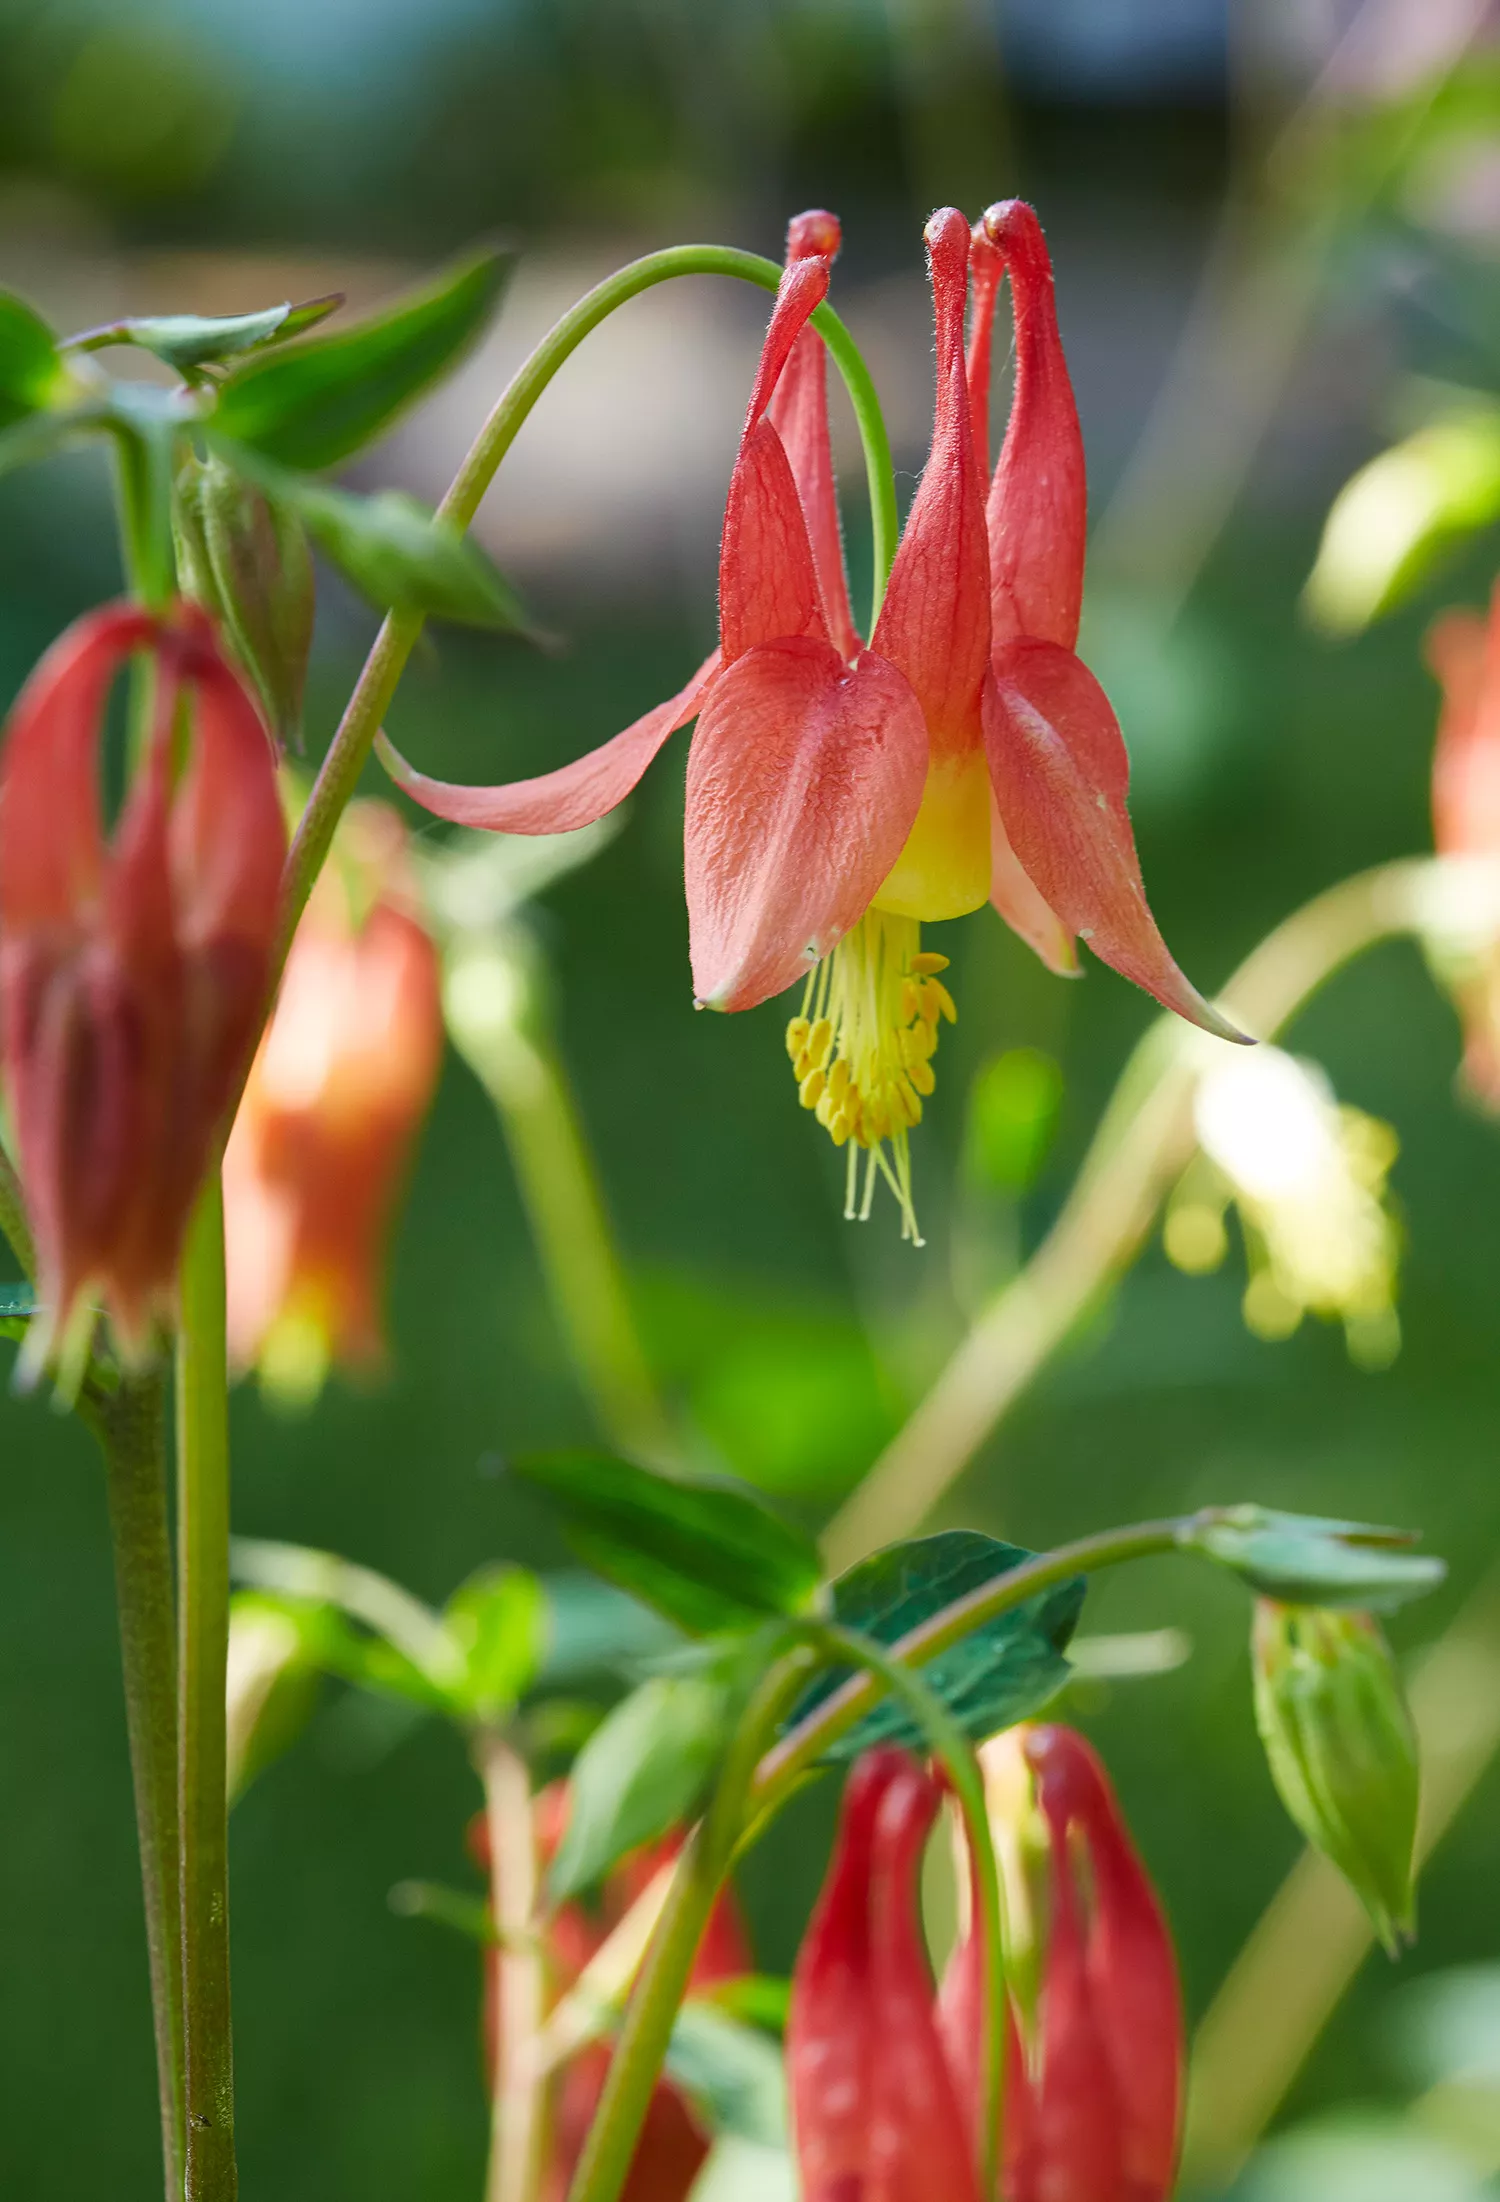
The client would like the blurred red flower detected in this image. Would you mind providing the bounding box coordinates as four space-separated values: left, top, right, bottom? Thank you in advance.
1428 581 1500 1107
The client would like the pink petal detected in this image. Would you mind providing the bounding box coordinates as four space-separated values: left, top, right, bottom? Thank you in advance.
982 201 1089 655
990 782 1078 976
984 642 1246 1041
719 417 827 663
769 324 860 660
377 652 719 834
685 636 927 1012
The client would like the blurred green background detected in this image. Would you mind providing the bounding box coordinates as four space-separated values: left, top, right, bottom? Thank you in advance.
2 0 1499 2195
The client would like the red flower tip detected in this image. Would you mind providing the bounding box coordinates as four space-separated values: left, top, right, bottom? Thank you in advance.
788 208 841 262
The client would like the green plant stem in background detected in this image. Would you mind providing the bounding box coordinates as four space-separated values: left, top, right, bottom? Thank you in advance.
86 1373 185 2201
825 858 1472 1571
475 1727 548 2202
564 1650 816 2202
1181 1561 1500 2195
278 243 897 980
176 1180 237 2202
0 1143 35 1279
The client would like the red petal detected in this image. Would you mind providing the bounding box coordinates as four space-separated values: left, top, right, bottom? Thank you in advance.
965 221 1006 475
684 637 927 1011
1027 1728 1184 2202
0 602 155 931
984 643 1246 1041
937 1866 1035 2188
982 201 1089 655
769 325 860 660
788 1748 911 2202
719 417 827 662
990 782 1078 976
872 208 991 759
740 252 831 437
1429 581 1500 858
167 629 286 952
378 652 719 834
866 1762 984 2202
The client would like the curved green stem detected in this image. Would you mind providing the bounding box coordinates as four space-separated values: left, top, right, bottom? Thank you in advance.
177 1180 237 2201
278 243 897 978
563 1648 817 2202
825 857 1470 1571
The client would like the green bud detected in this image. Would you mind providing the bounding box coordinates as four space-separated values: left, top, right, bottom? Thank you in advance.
173 451 314 745
1252 1600 1419 1953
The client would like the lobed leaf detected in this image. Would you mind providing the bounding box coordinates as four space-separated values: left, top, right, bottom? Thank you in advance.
512 1451 824 1636
784 1529 1084 1758
69 296 341 375
212 244 513 469
548 1671 731 1901
1187 1508 1446 1612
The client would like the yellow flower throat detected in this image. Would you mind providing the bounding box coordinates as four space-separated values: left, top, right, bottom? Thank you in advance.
784 910 957 1244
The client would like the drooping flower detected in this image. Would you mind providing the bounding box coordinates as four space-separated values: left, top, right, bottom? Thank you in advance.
469 1784 751 2202
223 799 442 1404
787 1730 1183 2202
381 206 1236 1239
0 599 285 1374
1163 1042 1402 1369
1426 580 1500 1108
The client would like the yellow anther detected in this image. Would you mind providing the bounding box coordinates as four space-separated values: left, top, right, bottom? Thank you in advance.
828 1057 851 1102
799 1069 826 1110
929 979 958 1024
907 1057 936 1097
901 978 919 1022
785 1016 810 1059
894 1077 923 1126
908 951 950 975
830 1111 853 1147
794 1050 813 1080
815 1089 835 1128
808 1017 833 1067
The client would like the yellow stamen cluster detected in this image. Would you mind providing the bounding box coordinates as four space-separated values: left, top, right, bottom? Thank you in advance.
784 909 957 1243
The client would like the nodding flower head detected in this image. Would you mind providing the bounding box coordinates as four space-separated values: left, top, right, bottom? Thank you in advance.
0 598 285 1378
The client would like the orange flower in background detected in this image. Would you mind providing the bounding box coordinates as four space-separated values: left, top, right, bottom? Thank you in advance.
470 1785 751 2202
0 600 285 1375
223 800 442 1401
382 203 1237 1238
1427 580 1500 1109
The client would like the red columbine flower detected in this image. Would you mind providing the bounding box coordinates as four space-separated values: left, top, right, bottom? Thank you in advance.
383 205 1234 1239
469 1785 751 2202
0 600 285 1373
1427 580 1500 1108
223 800 442 1401
788 1731 1183 2202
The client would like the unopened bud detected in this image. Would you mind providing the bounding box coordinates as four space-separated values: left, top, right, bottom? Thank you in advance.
1252 1600 1419 1953
175 452 314 746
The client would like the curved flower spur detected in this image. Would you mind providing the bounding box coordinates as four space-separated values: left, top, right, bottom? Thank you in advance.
382 204 1244 1240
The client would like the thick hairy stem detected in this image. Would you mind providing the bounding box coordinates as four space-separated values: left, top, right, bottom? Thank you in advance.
826 859 1464 1571
176 1181 236 2201
1181 1561 1500 2192
477 1730 547 2202
92 1373 185 2198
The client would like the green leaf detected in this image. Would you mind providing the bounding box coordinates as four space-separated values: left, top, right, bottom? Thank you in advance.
0 293 68 431
513 1451 825 1636
388 1879 498 1946
697 1975 792 2036
666 2002 788 2148
785 1531 1084 1759
688 2137 797 2202
1187 1508 1446 1611
213 245 513 469
225 1592 329 1801
0 1281 40 1342
293 481 532 630
70 296 341 375
548 1671 731 1901
536 1572 681 1686
444 1564 546 1720
230 1537 466 1698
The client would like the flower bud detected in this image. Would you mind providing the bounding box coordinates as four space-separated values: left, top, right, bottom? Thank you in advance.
223 800 442 1405
1425 583 1500 1110
175 451 314 747
0 600 285 1373
1252 1600 1419 1953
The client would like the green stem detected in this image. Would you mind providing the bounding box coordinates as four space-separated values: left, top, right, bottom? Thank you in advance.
804 1621 1007 2196
0 1143 36 1279
277 243 897 978
476 1727 547 2202
824 857 1468 1571
91 1373 185 2200
176 1179 237 2201
563 1650 816 2202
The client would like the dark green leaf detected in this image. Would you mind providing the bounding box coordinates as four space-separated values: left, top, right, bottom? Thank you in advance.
514 1451 824 1636
536 1572 681 1686
0 1281 40 1343
68 296 341 374
0 293 67 432
548 1671 730 1901
444 1565 546 1719
294 481 532 630
1187 1508 1446 1612
785 1530 1084 1759
213 245 513 469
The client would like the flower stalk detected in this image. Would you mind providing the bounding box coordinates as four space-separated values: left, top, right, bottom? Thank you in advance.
475 1727 548 2202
